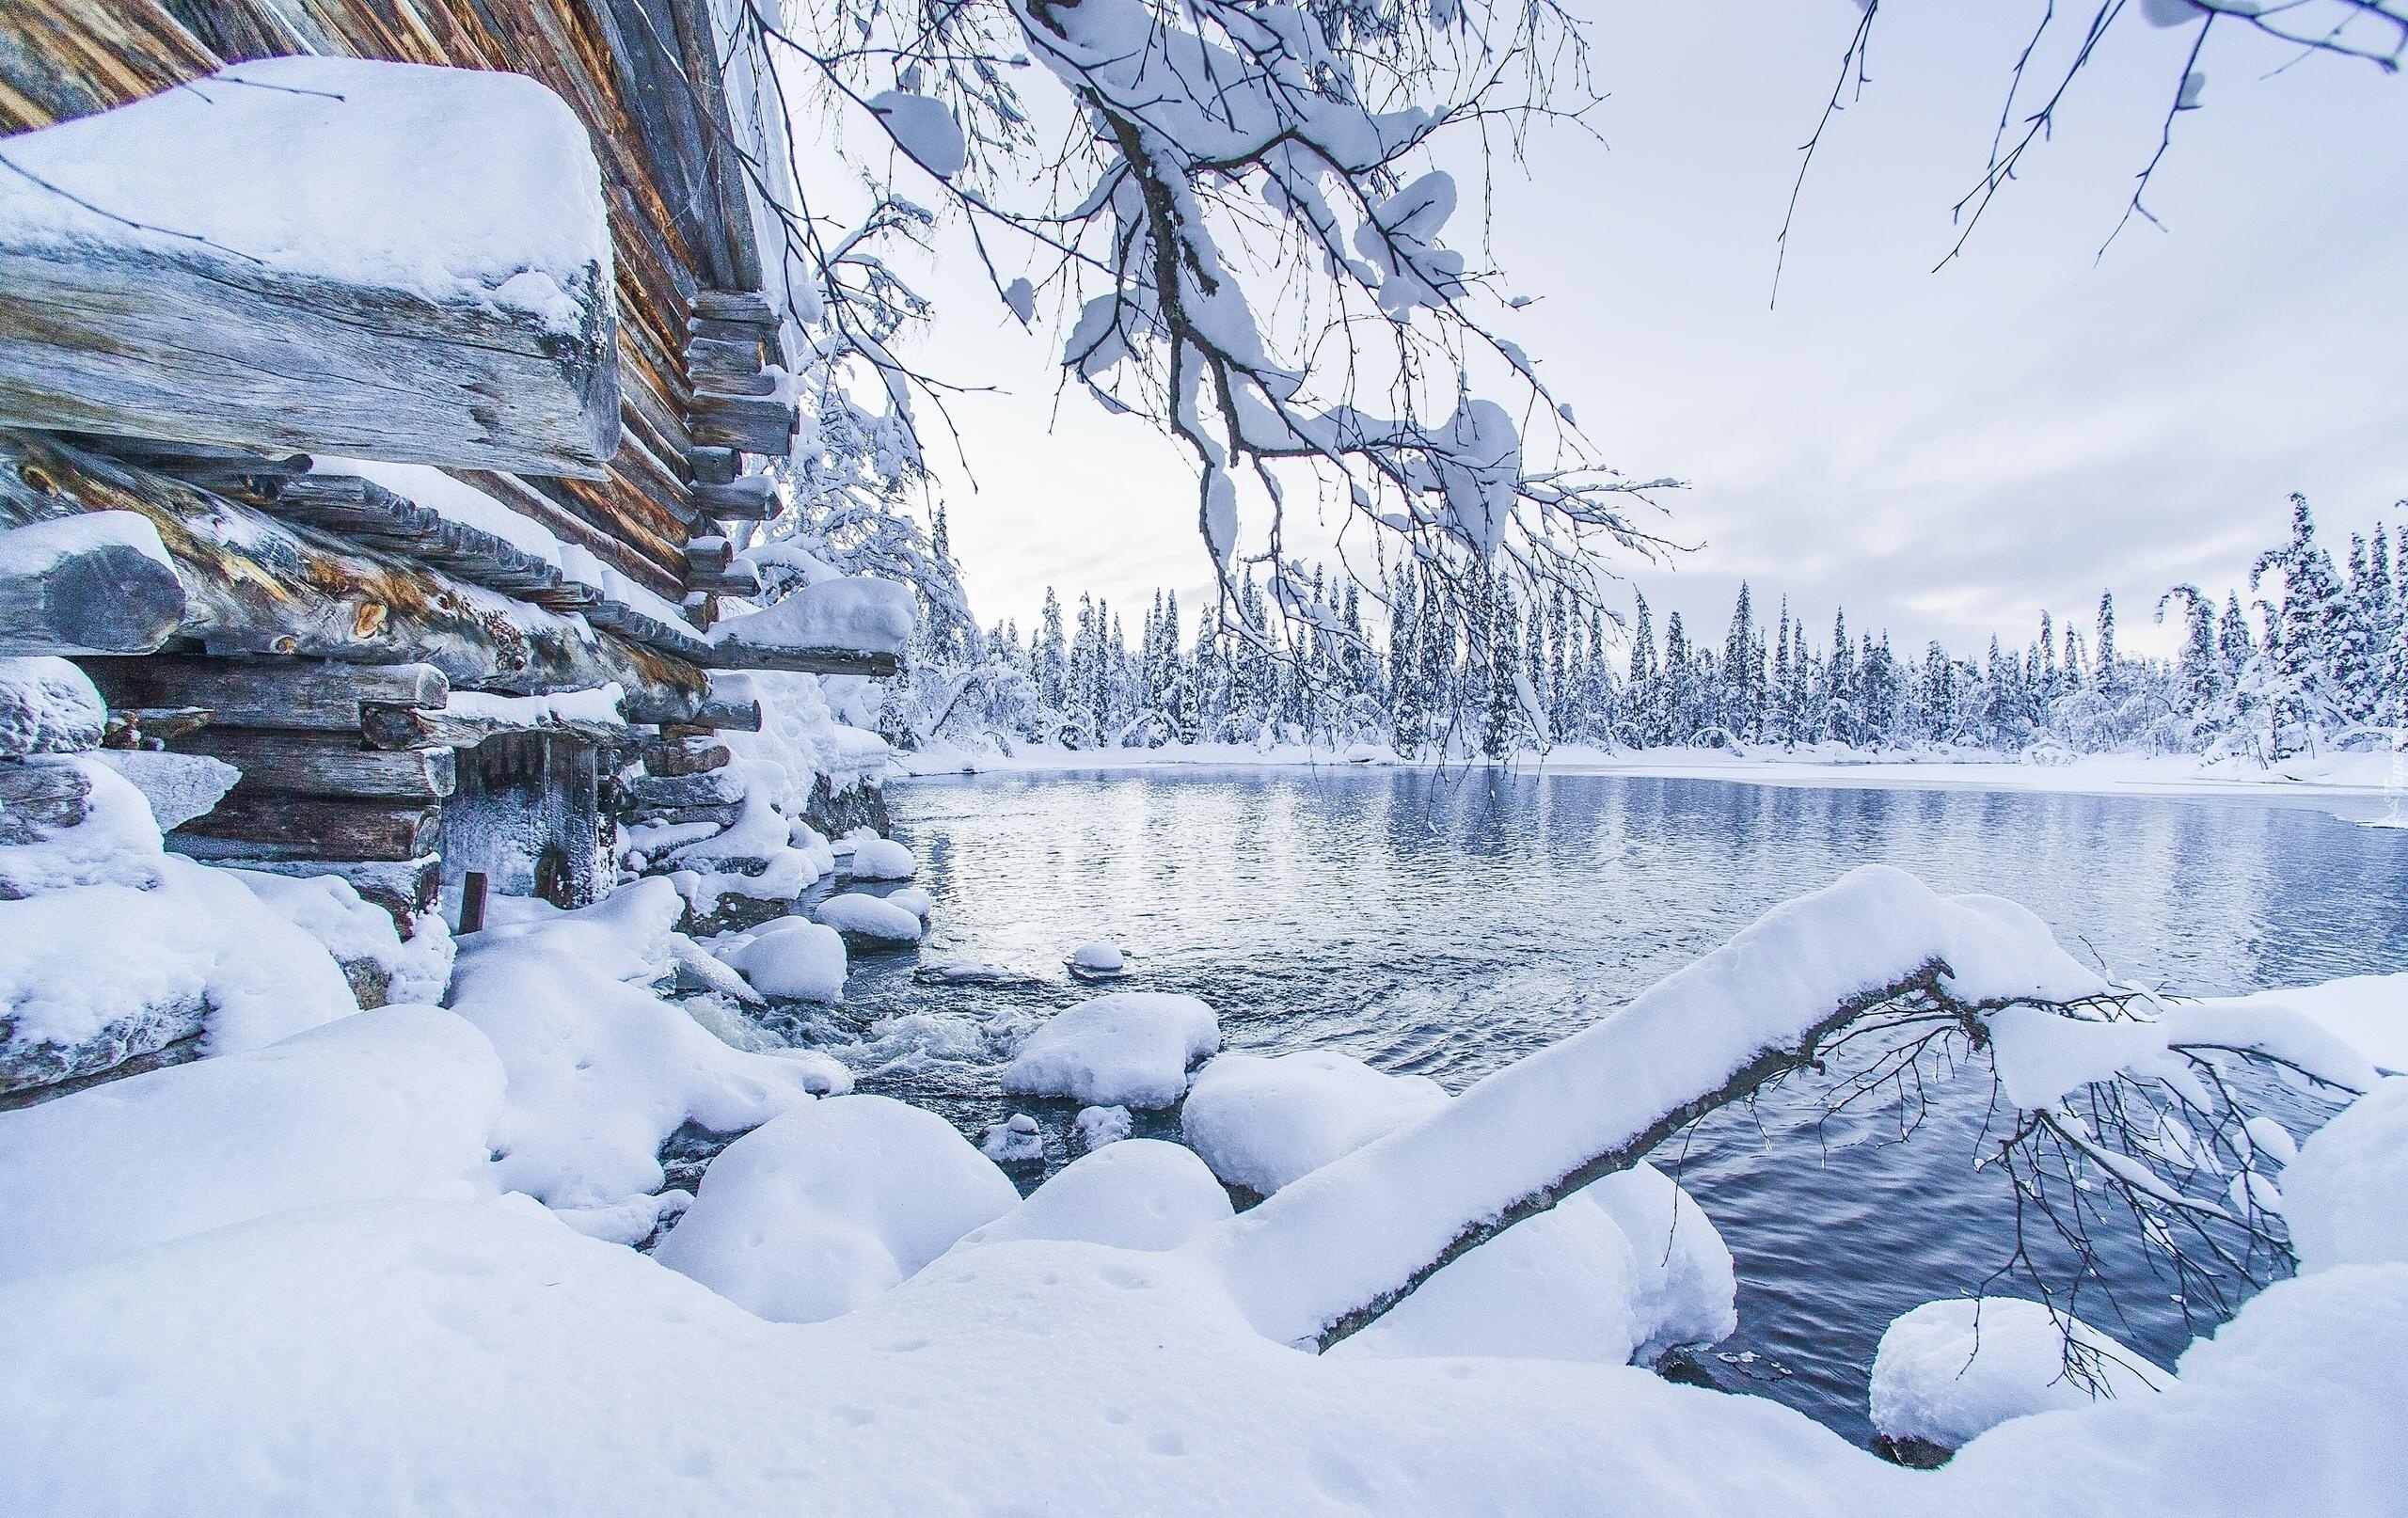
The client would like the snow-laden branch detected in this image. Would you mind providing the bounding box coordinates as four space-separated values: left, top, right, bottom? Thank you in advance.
1188 864 2374 1352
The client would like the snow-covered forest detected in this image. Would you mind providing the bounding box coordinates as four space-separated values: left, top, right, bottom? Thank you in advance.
880 496 2408 764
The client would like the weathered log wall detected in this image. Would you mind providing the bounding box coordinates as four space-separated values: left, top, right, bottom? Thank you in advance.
0 0 802 606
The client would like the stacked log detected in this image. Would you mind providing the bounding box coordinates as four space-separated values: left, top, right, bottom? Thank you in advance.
83 656 452 922
681 291 794 604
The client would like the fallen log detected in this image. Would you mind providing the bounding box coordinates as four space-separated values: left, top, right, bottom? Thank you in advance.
0 511 186 656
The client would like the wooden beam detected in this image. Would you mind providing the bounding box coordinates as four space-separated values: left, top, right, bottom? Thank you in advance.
689 446 740 485
359 701 634 751
692 476 778 521
640 735 731 775
0 512 187 656
689 391 796 456
81 656 447 732
683 564 760 597
704 643 901 677
2 434 714 718
171 731 455 801
0 236 621 479
169 796 440 862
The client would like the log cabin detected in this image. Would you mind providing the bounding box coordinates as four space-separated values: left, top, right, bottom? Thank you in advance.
0 0 896 925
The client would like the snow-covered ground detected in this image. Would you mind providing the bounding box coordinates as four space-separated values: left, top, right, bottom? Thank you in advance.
901 740 2408 826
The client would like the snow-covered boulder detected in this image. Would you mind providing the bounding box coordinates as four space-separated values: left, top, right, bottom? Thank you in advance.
1069 940 1125 974
2284 1076 2408 1273
447 880 827 1208
956 1139 1234 1254
1182 1050 1448 1195
1002 991 1220 1109
2 761 359 1092
979 1112 1045 1165
1337 1191 1645 1366
653 1095 1017 1323
815 891 926 945
885 886 933 920
0 656 104 755
1871 1297 2173 1455
846 837 916 880
1585 1162 1741 1361
225 867 454 1007
0 1006 501 1280
1075 1103 1133 1150
715 917 848 1003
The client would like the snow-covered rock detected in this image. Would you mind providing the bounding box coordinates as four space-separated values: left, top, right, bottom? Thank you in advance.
2284 1076 2408 1273
1871 1297 2173 1454
1069 940 1126 974
653 1095 1017 1323
884 886 933 920
1001 991 1220 1109
815 891 926 945
0 1006 501 1280
714 917 848 1003
447 880 827 1208
0 656 104 754
956 1139 1234 1254
1585 1162 1741 1361
1074 1103 1134 1150
2 761 359 1091
1182 1050 1448 1195
846 837 916 880
978 1112 1045 1164
225 866 453 1007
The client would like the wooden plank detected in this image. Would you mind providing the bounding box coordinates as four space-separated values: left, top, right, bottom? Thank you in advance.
0 239 622 479
173 731 456 801
360 700 633 750
689 392 797 456
0 513 187 656
2 435 712 716
82 656 447 732
704 643 901 677
170 795 441 862
690 290 781 326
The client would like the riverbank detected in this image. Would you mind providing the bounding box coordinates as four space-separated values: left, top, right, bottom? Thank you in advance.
898 740 2408 826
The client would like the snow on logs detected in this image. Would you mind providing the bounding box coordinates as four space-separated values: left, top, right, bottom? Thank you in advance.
0 58 620 477
705 577 912 676
0 513 185 658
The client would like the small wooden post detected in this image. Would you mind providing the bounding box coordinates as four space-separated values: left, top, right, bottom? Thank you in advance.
457 870 488 936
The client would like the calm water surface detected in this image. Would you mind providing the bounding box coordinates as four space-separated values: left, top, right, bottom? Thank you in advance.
746 767 2408 1446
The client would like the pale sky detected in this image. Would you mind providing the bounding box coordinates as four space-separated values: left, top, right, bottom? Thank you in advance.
890 1 2408 658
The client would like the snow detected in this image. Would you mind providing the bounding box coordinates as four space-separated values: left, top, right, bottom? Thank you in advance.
1200 865 2105 1348
7 1186 2400 1516
1069 939 1125 972
1870 1298 2174 1451
0 509 173 578
866 90 967 179
1075 1103 1134 1149
710 917 848 1003
446 879 827 1207
225 866 453 1005
447 684 626 728
2282 1076 2408 1273
0 1006 500 1281
955 1139 1234 1253
1183 1050 1448 1194
87 749 239 830
0 656 104 753
2187 975 2408 1076
710 576 915 657
845 835 916 879
652 1095 1018 1323
884 885 933 919
978 1112 1045 1164
0 57 610 331
814 890 926 944
1001 990 1221 1109
314 455 569 565
2 762 359 1085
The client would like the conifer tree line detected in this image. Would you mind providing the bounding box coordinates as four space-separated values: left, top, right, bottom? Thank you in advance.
878 497 2406 763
